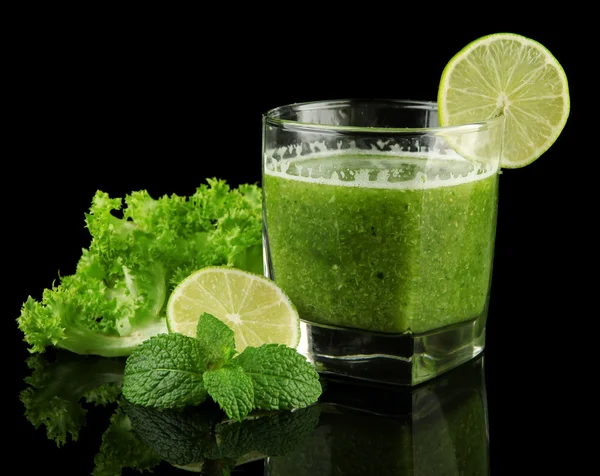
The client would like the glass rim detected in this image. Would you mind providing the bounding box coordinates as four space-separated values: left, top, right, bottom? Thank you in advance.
263 98 504 135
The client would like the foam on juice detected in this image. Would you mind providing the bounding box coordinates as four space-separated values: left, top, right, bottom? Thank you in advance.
264 145 498 191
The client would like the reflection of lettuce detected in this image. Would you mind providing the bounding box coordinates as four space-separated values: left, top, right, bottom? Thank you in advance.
92 403 161 476
20 351 126 445
124 400 321 470
20 351 161 474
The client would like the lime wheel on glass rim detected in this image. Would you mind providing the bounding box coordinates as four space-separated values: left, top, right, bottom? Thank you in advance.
438 32 570 168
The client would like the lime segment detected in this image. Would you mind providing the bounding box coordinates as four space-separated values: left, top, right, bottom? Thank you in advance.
166 266 300 351
438 32 570 168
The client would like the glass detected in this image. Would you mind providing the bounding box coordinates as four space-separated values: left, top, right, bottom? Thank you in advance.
262 99 503 385
265 355 489 475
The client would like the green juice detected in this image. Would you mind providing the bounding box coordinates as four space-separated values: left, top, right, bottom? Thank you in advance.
263 152 499 334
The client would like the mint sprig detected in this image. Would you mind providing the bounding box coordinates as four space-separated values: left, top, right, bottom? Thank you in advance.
122 313 322 420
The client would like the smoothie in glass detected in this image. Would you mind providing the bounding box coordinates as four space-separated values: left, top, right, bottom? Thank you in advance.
262 99 503 384
263 151 498 335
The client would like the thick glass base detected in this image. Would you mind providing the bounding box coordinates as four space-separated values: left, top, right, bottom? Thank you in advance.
297 315 486 386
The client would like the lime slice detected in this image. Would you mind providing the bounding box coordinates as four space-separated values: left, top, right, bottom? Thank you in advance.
438 32 570 168
166 266 300 351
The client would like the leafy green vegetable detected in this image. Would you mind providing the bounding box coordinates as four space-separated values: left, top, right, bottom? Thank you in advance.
92 403 161 476
234 344 323 411
196 312 237 369
122 313 322 420
17 179 262 357
203 364 254 421
20 351 126 446
122 333 208 409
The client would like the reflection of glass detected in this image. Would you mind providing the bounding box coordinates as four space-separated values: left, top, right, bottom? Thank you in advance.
265 355 489 476
262 100 503 385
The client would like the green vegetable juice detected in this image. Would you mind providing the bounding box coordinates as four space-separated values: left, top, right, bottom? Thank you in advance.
263 152 499 334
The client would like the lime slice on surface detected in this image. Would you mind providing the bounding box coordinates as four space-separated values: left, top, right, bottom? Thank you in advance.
438 32 570 168
167 266 300 351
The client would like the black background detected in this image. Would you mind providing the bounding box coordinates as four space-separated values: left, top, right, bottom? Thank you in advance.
11 19 583 475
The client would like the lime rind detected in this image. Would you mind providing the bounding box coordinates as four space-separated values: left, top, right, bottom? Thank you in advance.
438 32 570 168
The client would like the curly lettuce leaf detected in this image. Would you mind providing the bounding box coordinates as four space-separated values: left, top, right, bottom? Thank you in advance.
18 178 262 357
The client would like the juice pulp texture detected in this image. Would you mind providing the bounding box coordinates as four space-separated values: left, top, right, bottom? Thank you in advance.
263 153 499 334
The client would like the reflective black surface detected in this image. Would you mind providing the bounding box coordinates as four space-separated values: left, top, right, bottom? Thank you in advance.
16 348 488 475
14 340 579 475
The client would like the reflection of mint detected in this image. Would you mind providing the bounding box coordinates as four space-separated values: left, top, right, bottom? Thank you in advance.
20 352 125 446
123 400 220 466
123 313 322 420
213 406 322 461
124 399 320 467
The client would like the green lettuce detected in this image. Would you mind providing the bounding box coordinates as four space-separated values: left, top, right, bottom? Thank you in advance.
17 179 262 357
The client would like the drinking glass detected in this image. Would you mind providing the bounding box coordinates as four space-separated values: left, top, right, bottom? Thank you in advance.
262 99 503 385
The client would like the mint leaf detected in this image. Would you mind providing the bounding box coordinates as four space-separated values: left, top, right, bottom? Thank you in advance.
196 313 236 369
233 344 322 411
204 364 254 421
123 333 208 409
213 405 321 460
